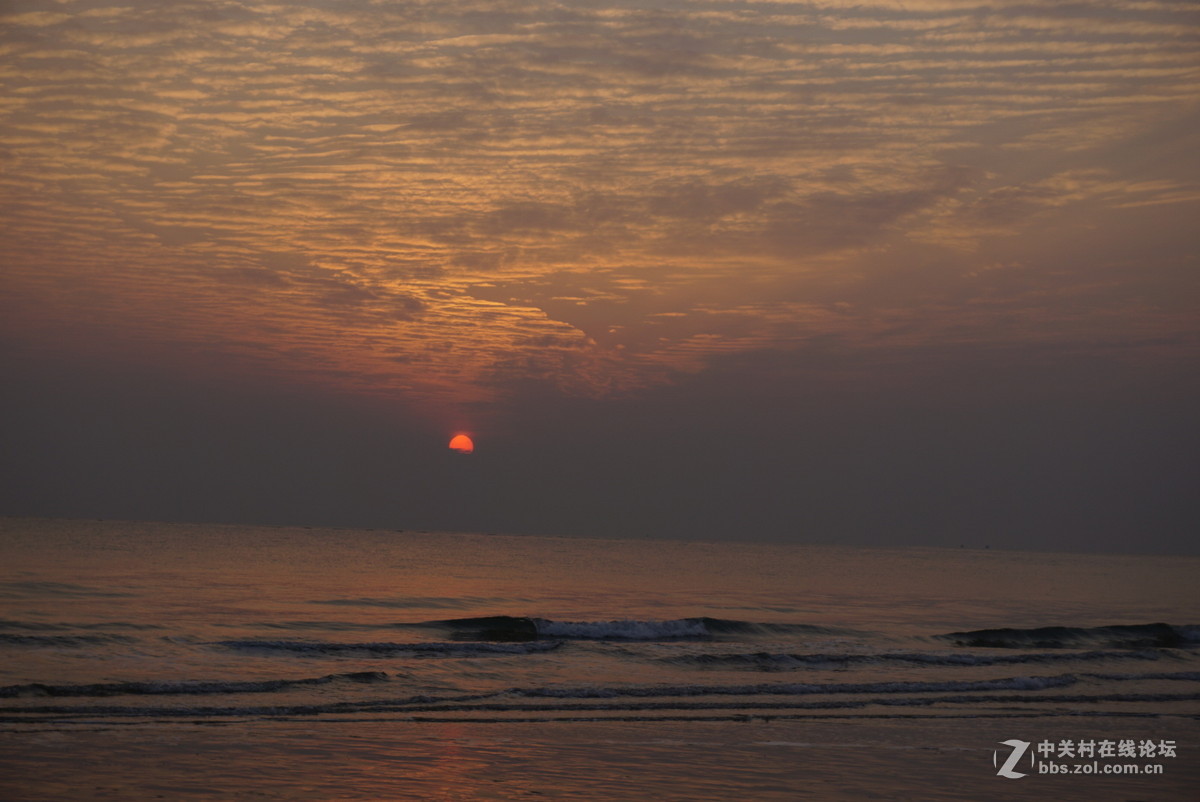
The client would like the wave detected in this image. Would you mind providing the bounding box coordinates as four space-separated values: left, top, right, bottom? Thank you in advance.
426 616 842 642
0 619 161 632
0 633 138 647
314 596 514 611
16 684 1194 725
0 671 389 699
10 691 1196 725
6 673 1195 725
216 639 562 657
1088 670 1200 682
0 581 135 600
938 623 1199 649
511 673 1080 699
661 649 1175 671
431 616 540 641
533 618 710 640
257 621 401 632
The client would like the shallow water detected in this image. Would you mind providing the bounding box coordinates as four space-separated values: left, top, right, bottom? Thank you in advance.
1 518 1196 799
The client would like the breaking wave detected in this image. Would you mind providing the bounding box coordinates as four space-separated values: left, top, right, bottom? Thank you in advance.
662 649 1174 671
938 623 1200 650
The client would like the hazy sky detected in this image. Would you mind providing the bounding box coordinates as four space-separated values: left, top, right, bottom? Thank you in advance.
2 0 1197 552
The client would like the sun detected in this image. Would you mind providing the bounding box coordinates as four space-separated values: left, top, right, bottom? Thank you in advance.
448 434 474 454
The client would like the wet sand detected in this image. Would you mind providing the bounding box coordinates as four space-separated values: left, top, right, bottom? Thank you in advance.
2 716 1195 800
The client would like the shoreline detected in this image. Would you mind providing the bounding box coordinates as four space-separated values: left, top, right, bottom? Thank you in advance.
2 716 1196 801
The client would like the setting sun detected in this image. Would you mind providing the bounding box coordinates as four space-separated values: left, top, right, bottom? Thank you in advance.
448 434 474 454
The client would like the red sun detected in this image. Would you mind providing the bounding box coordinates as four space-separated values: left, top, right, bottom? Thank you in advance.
448 434 474 454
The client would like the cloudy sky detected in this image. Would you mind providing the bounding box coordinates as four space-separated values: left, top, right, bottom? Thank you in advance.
2 0 1197 552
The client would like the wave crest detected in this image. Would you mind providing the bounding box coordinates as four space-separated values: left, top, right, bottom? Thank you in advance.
0 633 138 647
532 618 710 640
427 615 842 642
939 623 1198 650
216 639 562 657
662 648 1174 670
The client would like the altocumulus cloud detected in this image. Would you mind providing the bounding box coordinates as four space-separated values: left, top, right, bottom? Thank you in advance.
0 0 1197 415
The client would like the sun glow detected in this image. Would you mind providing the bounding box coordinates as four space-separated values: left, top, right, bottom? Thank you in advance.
448 434 474 454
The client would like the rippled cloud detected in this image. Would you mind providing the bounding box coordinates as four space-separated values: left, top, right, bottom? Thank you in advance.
2 0 1197 419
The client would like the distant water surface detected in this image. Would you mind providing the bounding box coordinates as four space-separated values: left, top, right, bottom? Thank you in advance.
0 518 1196 800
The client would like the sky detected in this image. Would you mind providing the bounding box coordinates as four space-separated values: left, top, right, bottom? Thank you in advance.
1 0 1197 553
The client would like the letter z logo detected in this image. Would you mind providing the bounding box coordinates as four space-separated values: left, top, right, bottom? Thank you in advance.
994 739 1032 779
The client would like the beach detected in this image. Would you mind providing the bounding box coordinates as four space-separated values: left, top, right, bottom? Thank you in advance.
4 717 1196 800
1 518 1196 800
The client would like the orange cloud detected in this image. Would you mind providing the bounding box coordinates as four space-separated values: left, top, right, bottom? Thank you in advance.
2 0 1196 424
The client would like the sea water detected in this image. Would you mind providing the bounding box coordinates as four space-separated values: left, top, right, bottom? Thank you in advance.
0 518 1196 800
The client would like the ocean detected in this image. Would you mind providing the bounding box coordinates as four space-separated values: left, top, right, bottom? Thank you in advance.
1 518 1196 800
